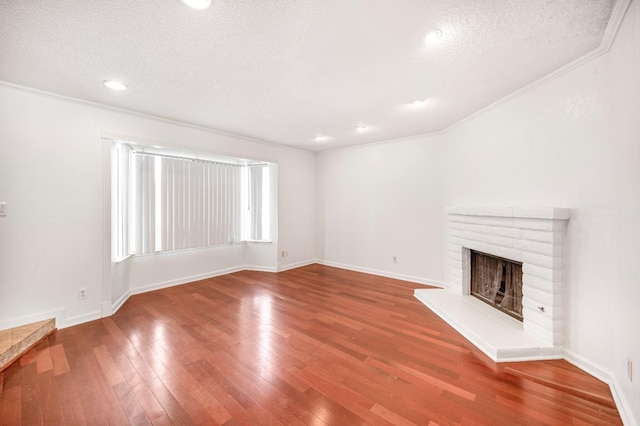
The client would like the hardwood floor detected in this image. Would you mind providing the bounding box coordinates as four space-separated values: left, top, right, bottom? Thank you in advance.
0 265 621 425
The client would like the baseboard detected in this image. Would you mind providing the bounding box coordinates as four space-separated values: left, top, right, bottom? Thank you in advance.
0 308 66 332
244 265 279 273
109 264 279 319
63 310 102 328
564 349 637 426
278 259 317 272
316 259 446 287
563 349 611 384
129 266 246 296
111 291 131 316
101 301 112 317
609 376 637 426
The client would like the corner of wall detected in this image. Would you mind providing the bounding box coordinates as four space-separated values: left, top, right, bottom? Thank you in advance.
564 349 637 426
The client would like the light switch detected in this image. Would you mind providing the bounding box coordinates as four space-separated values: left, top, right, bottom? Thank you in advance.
0 202 6 216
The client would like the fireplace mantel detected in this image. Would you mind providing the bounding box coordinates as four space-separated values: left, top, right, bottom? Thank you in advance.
415 206 570 362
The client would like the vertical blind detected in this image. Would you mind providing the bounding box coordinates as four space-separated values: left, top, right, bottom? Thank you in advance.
111 143 132 261
247 164 269 241
133 154 243 255
112 142 270 260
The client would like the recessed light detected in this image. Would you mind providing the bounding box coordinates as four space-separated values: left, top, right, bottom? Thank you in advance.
410 99 427 107
356 125 368 133
181 0 211 9
103 80 128 91
422 29 442 44
314 135 329 142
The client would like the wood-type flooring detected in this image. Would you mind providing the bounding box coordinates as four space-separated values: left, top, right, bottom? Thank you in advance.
0 264 622 425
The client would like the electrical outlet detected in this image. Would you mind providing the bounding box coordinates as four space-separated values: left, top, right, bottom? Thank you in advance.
393 256 398 263
628 358 633 382
281 251 288 257
78 288 87 300
0 202 6 216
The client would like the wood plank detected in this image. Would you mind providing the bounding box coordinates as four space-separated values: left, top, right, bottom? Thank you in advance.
35 343 53 374
0 265 622 425
0 381 21 424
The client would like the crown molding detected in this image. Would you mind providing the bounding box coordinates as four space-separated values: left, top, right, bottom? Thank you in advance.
443 0 632 135
0 80 312 155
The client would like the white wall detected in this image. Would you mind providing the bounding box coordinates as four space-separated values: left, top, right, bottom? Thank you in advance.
443 1 639 421
278 155 318 271
0 85 316 329
316 137 446 285
601 1 639 421
315 2 640 423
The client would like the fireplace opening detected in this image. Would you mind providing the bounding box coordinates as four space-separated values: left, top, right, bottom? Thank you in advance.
470 250 523 321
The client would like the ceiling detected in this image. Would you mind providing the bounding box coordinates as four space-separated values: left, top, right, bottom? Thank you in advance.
0 0 617 151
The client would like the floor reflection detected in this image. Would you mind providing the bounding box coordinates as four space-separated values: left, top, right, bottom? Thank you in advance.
241 294 275 381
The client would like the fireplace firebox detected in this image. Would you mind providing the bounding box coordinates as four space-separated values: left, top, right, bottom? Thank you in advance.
470 251 523 321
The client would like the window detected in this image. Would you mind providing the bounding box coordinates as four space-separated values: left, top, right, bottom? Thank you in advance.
112 142 271 261
111 143 132 261
245 164 270 242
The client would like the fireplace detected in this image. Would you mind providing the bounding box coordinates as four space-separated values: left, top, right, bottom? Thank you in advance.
470 251 523 321
414 207 570 361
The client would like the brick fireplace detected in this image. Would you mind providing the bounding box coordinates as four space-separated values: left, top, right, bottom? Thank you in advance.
415 207 570 361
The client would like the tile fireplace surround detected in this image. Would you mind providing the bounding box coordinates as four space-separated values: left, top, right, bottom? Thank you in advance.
414 207 570 362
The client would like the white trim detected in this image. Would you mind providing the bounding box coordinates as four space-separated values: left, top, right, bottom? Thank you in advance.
316 129 445 155
0 307 105 331
278 259 318 272
316 259 446 287
62 311 102 329
111 291 130 316
564 348 637 426
0 308 66 331
610 376 637 426
563 348 612 384
601 0 633 50
129 266 245 295
101 138 113 318
100 301 112 317
244 265 278 273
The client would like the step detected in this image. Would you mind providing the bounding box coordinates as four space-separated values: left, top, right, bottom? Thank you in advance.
0 319 56 372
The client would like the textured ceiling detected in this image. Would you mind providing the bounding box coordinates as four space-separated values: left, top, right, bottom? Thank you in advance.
0 0 616 151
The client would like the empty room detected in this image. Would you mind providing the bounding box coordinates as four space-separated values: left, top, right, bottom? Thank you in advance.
0 0 639 424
